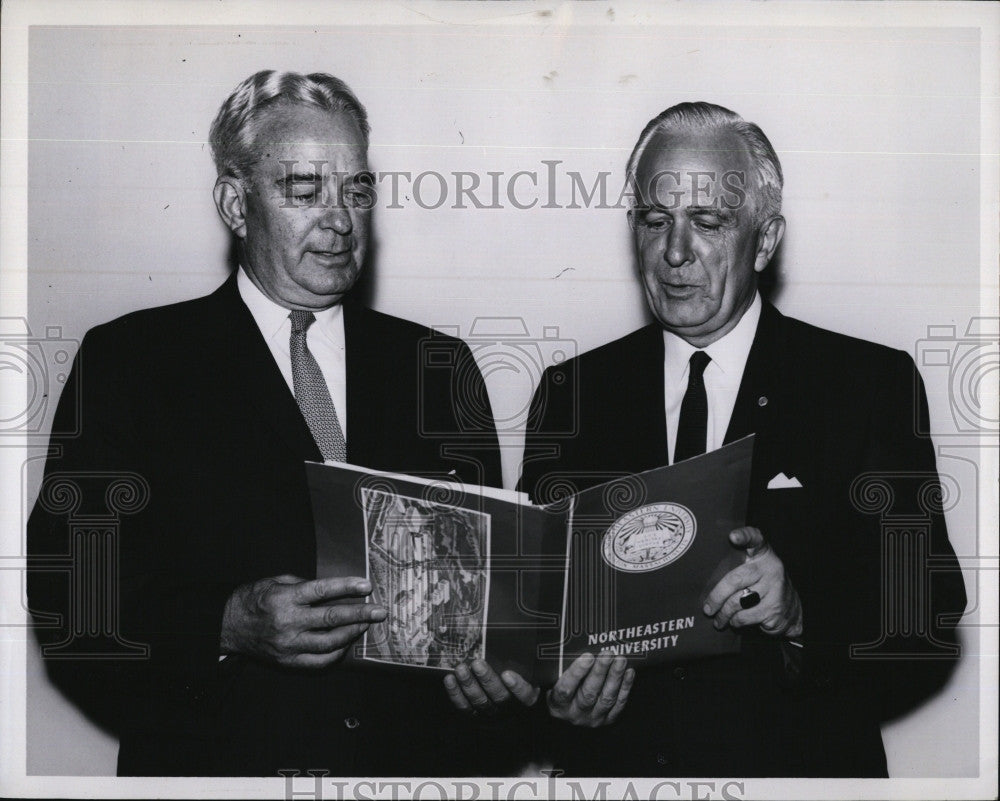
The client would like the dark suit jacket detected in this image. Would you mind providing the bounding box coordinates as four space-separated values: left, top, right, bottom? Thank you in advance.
519 302 966 777
27 273 524 776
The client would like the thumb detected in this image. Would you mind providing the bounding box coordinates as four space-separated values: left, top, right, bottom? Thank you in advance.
729 526 768 557
501 670 541 707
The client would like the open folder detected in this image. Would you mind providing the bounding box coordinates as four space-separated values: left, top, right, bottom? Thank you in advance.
307 434 753 687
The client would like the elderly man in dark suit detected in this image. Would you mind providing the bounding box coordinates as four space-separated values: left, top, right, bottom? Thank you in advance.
27 70 519 777
461 102 968 776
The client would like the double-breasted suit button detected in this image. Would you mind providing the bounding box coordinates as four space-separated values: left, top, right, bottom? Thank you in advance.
344 717 361 729
673 666 687 680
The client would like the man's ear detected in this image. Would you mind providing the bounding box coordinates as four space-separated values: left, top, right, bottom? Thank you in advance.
753 215 785 273
213 176 248 239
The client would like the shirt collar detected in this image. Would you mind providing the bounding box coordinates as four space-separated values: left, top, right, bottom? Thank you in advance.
236 266 344 343
663 292 762 385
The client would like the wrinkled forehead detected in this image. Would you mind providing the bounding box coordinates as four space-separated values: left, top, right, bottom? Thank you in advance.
635 129 754 211
250 102 368 173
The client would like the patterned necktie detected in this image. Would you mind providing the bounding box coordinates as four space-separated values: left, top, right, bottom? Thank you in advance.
673 350 711 464
288 310 347 462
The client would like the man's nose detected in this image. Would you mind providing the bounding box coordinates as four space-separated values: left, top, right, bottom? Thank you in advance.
320 200 353 235
664 221 692 268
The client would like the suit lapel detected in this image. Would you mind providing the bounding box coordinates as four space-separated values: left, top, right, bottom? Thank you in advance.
206 273 321 463
723 302 790 529
342 299 381 467
625 324 669 471
725 302 815 569
724 301 784 447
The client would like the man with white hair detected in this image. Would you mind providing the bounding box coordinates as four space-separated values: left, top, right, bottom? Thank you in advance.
28 70 517 776
509 102 967 776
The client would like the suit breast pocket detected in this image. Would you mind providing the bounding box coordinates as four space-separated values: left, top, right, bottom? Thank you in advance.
751 471 817 558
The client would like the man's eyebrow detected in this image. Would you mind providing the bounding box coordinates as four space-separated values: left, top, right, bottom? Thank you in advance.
275 171 367 187
689 206 736 219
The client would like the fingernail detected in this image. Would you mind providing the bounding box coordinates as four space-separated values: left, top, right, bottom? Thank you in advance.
581 652 596 665
369 606 387 621
443 674 455 688
500 671 515 686
357 580 372 592
455 664 469 678
703 603 712 615
471 660 486 675
613 656 627 671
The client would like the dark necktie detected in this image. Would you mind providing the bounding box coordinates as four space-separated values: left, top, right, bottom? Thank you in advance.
289 310 347 462
673 350 711 463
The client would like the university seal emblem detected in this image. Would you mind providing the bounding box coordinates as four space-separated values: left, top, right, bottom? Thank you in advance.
601 503 696 573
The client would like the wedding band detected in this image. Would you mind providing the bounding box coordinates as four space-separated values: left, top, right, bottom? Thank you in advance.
740 589 761 609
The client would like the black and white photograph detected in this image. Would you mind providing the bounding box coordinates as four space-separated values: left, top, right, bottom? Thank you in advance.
0 1 996 798
363 488 490 669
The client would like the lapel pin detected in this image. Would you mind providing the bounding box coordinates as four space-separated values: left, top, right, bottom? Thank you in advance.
758 395 768 407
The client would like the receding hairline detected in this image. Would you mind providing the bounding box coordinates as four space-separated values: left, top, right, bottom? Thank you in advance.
227 100 370 187
248 100 369 149
633 127 756 181
631 128 758 219
626 105 784 222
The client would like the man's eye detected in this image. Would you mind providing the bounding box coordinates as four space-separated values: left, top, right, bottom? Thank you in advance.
287 188 318 203
693 218 722 232
343 190 366 208
642 216 669 231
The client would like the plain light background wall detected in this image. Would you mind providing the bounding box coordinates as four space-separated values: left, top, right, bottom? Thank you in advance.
18 16 990 780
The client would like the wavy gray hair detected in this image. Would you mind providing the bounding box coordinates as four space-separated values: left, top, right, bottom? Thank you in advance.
209 70 369 183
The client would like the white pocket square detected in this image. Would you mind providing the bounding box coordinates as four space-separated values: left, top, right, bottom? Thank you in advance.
767 472 803 489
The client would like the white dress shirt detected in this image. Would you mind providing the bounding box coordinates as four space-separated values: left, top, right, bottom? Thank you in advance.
237 267 348 441
663 292 761 464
